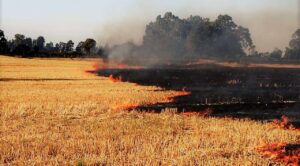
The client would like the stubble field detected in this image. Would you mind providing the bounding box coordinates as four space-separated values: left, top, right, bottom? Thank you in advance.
0 55 299 165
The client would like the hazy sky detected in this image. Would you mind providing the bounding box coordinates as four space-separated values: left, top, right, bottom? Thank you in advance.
0 0 299 52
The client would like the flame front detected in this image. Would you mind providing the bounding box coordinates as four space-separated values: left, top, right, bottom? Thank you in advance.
101 62 143 70
258 142 300 165
167 88 191 102
258 116 300 165
272 116 298 130
112 103 140 111
109 74 122 83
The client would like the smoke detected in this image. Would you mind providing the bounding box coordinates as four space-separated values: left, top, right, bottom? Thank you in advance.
105 12 255 67
236 11 299 52
96 17 146 46
96 2 298 53
298 0 300 28
94 1 299 67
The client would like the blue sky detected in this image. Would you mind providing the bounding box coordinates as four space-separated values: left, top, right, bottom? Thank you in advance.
0 0 299 51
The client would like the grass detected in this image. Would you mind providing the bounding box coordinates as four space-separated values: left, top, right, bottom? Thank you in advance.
0 55 299 165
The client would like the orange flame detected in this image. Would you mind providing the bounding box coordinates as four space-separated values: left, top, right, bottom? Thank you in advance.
84 61 102 75
258 143 300 165
92 62 101 71
167 88 191 102
109 74 122 83
177 87 191 96
112 103 140 110
101 63 143 70
272 116 297 130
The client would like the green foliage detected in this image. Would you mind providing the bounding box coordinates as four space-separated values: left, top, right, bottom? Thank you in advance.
113 12 256 65
270 48 282 59
0 29 8 54
81 38 96 54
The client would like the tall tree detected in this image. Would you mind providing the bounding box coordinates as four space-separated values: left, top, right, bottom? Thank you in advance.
82 39 96 55
58 42 67 53
36 36 45 51
66 40 74 52
285 29 300 60
270 48 282 59
14 34 25 47
0 30 8 54
24 38 33 50
45 42 54 52
14 34 28 55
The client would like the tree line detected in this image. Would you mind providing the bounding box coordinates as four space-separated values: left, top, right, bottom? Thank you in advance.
0 30 108 59
110 12 300 66
0 12 299 63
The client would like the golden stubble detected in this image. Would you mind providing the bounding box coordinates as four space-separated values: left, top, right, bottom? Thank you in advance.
0 55 299 165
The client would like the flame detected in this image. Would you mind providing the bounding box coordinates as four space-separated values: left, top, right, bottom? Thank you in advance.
100 63 143 70
109 74 122 83
257 143 300 165
112 103 140 110
257 116 300 165
92 62 101 71
84 61 102 75
272 116 297 130
88 61 143 74
175 90 191 96
167 88 191 102
182 108 213 117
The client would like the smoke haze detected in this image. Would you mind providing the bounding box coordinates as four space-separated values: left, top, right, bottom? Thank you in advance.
2 0 299 52
96 1 299 52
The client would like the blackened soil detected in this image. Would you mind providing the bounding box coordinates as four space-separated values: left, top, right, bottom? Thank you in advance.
98 65 300 127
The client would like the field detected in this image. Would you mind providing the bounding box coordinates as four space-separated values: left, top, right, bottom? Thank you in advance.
0 55 299 165
99 65 300 126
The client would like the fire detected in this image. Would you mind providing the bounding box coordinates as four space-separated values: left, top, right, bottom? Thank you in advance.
167 88 191 102
175 90 191 96
109 74 122 83
101 63 143 70
272 115 297 130
257 116 300 165
87 61 143 75
92 61 101 71
257 143 300 165
84 61 102 75
112 103 141 111
182 108 213 117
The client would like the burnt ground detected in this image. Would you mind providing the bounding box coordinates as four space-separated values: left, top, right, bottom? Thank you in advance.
97 64 300 127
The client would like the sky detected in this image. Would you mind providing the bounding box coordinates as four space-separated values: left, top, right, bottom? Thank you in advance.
0 0 299 52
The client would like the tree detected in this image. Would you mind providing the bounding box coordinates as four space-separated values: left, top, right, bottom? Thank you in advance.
82 39 96 55
141 12 255 64
0 30 8 54
36 36 45 51
45 42 54 52
0 30 4 38
58 42 67 53
66 40 74 52
14 34 25 46
209 15 254 59
14 34 28 55
285 29 300 60
97 45 109 60
270 48 282 59
76 42 83 52
24 38 33 50
289 29 300 50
